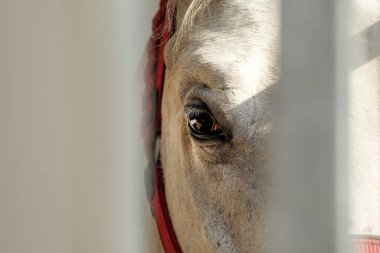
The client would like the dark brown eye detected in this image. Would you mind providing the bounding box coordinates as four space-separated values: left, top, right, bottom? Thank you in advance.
188 111 223 139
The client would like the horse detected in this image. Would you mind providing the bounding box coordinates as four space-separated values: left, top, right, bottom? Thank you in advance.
145 0 380 252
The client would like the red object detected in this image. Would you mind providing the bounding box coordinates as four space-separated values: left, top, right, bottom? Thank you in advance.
143 0 183 253
153 164 183 253
353 237 380 253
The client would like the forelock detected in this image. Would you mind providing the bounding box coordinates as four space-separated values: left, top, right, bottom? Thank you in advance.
166 0 214 52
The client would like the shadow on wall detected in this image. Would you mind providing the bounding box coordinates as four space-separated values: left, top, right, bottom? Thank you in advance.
351 20 380 69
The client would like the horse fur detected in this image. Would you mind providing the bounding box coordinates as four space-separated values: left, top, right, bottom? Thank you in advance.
157 0 380 252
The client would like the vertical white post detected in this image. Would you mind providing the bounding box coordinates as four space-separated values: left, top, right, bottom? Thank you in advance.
276 0 349 252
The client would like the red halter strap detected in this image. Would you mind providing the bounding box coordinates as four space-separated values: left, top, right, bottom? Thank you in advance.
144 0 182 253
144 1 380 253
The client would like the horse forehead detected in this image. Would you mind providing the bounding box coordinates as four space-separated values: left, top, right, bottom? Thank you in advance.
185 1 275 52
176 32 276 101
172 0 278 96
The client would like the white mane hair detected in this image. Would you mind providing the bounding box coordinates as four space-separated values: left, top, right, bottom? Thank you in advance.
165 0 213 53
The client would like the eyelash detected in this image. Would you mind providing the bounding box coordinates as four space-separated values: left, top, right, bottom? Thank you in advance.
184 106 209 119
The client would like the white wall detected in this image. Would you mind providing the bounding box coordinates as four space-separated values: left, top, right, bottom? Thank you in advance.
0 0 158 252
348 0 380 236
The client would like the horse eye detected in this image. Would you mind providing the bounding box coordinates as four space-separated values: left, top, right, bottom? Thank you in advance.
188 111 222 139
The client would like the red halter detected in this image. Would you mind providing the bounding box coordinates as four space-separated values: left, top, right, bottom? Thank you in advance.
144 0 182 253
143 1 380 253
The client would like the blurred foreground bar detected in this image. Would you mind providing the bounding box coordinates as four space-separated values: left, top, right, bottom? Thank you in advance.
276 0 349 253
